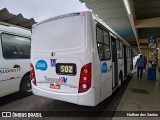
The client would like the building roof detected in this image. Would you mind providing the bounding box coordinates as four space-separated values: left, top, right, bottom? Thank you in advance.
81 0 160 53
0 8 36 29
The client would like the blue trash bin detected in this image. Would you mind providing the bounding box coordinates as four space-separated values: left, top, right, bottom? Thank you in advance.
148 67 156 81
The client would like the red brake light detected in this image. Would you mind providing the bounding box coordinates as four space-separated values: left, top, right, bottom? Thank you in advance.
30 63 37 86
78 63 92 93
82 76 88 81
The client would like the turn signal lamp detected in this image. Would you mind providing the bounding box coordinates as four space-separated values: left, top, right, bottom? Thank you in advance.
83 68 89 74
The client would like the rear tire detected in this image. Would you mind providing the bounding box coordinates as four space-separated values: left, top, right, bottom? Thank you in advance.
19 75 32 97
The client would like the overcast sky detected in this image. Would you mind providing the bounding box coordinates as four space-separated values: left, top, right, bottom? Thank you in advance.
0 0 88 22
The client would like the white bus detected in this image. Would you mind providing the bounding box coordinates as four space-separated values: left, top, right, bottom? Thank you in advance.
31 11 133 106
0 25 31 97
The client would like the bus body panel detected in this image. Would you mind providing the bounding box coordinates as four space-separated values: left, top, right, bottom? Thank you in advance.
32 81 96 106
92 21 113 103
92 40 112 103
91 20 101 105
0 59 30 97
0 26 31 97
100 60 112 102
31 12 96 105
34 57 82 94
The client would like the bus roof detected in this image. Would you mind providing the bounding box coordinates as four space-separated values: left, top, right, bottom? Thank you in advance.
0 25 31 37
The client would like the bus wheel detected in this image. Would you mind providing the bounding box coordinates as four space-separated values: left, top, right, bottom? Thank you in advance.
19 75 32 97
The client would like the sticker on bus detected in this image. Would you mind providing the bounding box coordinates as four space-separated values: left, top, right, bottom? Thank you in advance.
50 59 57 67
36 60 48 71
50 84 60 89
44 76 68 84
101 62 108 73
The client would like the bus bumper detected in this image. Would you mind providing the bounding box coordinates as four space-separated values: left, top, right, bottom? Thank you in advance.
32 82 96 106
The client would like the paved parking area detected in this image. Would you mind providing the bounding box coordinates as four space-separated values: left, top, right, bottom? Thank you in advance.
0 77 131 120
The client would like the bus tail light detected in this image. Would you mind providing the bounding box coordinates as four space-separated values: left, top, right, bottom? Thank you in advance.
78 63 92 93
30 63 37 86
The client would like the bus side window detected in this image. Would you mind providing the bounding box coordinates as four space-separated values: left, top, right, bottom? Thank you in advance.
104 31 110 60
1 33 31 59
97 43 104 60
96 26 111 61
97 26 104 60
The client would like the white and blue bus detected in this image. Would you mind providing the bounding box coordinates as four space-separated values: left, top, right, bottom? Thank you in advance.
31 11 133 106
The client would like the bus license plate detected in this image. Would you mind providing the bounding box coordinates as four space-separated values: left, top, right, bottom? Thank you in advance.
56 63 76 75
50 84 60 89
